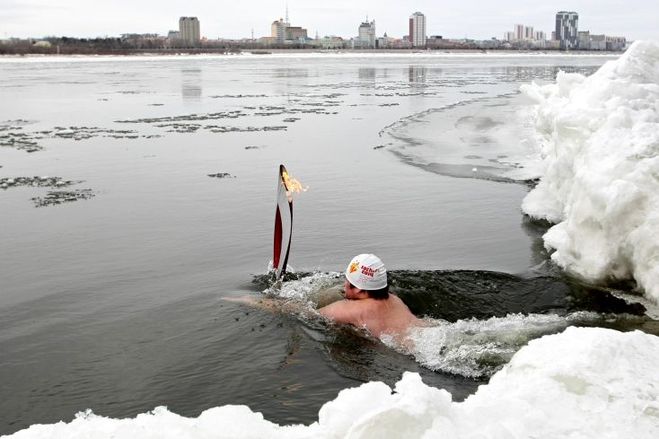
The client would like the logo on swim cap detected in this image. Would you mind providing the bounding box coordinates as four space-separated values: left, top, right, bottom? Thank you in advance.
361 266 377 277
345 254 387 290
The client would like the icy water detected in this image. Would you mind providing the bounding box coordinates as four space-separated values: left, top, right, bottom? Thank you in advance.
2 52 654 435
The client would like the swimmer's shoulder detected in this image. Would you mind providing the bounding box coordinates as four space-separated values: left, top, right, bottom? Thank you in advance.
313 285 344 308
319 299 365 324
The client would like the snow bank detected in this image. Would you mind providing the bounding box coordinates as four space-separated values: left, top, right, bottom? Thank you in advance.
7 327 659 438
520 41 659 301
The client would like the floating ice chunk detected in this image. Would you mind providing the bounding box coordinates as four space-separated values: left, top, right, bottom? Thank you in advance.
520 40 659 301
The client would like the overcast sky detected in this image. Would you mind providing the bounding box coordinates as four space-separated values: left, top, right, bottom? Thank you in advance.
1 0 657 41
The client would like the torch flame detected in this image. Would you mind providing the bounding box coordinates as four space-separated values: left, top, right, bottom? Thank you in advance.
282 171 309 194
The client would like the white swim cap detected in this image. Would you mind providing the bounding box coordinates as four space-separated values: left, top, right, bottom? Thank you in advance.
345 254 387 291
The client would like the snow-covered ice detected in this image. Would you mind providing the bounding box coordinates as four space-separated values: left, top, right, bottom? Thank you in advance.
521 41 659 302
6 327 658 438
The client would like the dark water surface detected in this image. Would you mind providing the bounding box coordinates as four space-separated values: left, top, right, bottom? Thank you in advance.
1 53 635 434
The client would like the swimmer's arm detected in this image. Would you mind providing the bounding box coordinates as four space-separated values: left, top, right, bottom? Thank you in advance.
318 300 359 325
222 296 312 316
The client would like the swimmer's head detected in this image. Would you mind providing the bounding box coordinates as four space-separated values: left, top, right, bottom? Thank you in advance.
345 254 389 300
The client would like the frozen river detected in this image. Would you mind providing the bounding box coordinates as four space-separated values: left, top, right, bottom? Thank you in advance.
3 52 655 436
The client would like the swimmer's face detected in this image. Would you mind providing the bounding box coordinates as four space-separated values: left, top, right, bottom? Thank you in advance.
343 279 361 300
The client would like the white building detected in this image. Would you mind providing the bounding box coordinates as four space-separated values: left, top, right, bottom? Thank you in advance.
271 18 286 43
315 36 346 49
578 31 626 51
555 11 579 49
524 26 534 40
408 12 427 47
514 24 524 41
605 35 626 51
503 24 547 48
377 32 395 49
356 20 376 48
179 17 200 46
33 40 52 48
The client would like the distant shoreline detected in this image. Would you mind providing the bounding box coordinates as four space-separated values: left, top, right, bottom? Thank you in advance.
0 48 624 58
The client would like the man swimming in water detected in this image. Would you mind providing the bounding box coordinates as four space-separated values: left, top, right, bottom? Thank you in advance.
318 254 421 338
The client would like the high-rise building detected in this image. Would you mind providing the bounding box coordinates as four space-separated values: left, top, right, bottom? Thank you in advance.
555 11 578 49
179 17 200 46
408 12 426 47
514 24 524 41
358 20 376 48
505 24 547 46
524 26 534 40
270 7 307 44
271 18 286 43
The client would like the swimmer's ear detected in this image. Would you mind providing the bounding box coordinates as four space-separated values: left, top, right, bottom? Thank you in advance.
354 289 370 299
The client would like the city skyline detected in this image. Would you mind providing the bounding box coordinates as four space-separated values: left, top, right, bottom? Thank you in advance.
1 0 657 41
